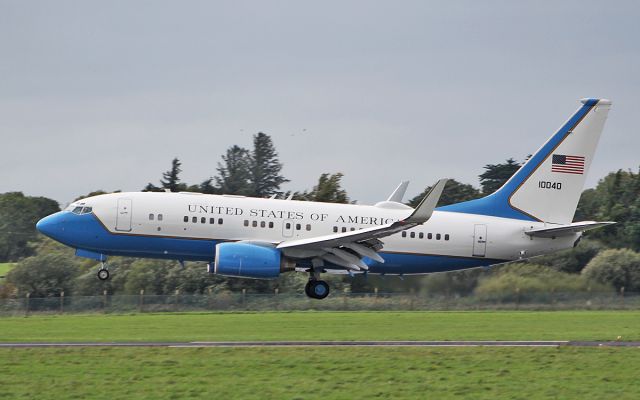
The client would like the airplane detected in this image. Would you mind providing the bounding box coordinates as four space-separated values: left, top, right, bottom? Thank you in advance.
36 98 614 299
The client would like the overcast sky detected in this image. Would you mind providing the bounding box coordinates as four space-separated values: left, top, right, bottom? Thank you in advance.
1 0 638 206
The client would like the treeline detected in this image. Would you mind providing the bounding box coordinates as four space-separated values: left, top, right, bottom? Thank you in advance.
0 132 639 299
141 132 348 203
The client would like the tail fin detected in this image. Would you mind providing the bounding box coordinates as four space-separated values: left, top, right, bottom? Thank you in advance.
439 98 611 224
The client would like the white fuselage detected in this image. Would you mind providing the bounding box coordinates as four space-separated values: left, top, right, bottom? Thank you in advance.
55 191 578 274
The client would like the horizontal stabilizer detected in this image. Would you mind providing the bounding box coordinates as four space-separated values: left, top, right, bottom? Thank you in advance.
525 221 615 238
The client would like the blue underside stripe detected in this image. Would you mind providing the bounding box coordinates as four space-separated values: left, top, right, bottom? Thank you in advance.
368 253 502 274
59 213 217 262
66 214 505 274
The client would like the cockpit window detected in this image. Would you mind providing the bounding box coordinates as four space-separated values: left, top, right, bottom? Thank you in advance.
71 206 93 215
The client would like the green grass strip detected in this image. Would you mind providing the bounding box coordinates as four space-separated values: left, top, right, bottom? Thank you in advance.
0 311 638 342
0 346 639 399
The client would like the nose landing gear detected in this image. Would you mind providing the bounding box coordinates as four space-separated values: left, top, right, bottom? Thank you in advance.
97 263 110 281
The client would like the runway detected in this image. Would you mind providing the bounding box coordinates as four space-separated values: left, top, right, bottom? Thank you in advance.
1 341 639 348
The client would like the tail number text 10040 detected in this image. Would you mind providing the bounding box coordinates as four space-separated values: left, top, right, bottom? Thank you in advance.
539 181 562 190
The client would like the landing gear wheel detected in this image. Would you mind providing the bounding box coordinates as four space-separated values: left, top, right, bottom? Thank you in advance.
305 281 313 297
97 268 110 281
305 280 330 300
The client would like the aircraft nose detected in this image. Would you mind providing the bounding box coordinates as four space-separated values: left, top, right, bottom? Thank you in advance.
36 212 65 239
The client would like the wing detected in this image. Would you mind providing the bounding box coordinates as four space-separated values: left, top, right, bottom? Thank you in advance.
277 179 448 271
525 221 615 238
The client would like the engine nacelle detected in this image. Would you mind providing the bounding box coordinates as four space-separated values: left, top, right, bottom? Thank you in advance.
212 242 293 279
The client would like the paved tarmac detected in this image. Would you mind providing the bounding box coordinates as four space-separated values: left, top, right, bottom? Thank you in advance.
0 341 639 348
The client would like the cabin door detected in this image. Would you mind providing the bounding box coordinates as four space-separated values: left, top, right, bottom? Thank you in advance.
115 198 133 232
473 224 487 257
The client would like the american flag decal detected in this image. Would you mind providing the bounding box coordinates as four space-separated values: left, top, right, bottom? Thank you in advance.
551 154 585 174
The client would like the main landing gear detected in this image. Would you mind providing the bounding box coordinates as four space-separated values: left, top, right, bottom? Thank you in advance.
305 267 330 299
97 263 110 281
305 280 330 299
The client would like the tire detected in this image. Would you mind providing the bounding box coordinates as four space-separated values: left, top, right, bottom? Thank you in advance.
304 281 314 298
311 280 330 300
97 269 110 281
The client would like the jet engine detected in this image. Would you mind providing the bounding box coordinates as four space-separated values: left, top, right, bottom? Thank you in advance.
210 242 294 279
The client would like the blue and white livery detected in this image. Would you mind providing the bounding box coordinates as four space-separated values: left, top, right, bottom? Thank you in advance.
37 98 614 299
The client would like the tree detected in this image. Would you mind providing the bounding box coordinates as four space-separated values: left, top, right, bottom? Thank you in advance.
215 145 252 195
0 192 60 262
73 190 121 202
582 248 640 291
145 158 187 192
295 173 349 203
479 158 521 194
6 251 83 297
193 178 220 195
123 259 176 295
474 264 606 301
407 179 481 208
574 168 640 250
525 239 604 274
249 132 289 197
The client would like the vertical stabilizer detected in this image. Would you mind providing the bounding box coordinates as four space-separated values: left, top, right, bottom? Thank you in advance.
439 98 611 224
387 181 410 202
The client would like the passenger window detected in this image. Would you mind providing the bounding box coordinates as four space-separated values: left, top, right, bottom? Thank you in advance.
349 227 355 231
445 234 450 241
342 227 347 233
149 214 155 221
210 218 215 224
252 221 258 227
286 222 291 229
201 217 206 224
410 232 415 238
296 224 301 231
268 222 274 228
402 231 407 238
183 216 189 223
306 224 311 231
244 220 249 227
333 226 338 233
192 217 197 223
158 214 163 221
436 234 441 240
428 233 432 240
261 221 266 228
419 232 424 239
218 218 223 225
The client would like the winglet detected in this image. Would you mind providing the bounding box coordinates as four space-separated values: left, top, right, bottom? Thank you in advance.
387 181 410 202
404 179 447 224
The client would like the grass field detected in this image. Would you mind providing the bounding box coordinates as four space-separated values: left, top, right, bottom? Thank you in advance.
0 346 639 399
1 311 638 399
0 311 639 342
